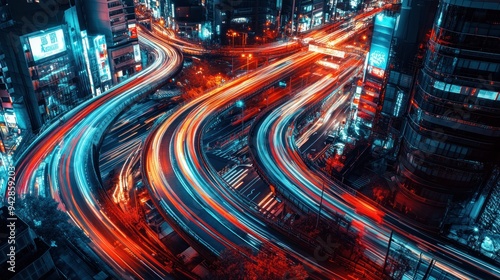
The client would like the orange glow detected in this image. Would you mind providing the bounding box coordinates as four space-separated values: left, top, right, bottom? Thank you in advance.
341 193 384 224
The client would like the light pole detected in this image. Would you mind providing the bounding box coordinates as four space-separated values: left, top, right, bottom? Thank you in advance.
315 181 325 229
236 100 244 136
241 53 252 73
291 0 296 37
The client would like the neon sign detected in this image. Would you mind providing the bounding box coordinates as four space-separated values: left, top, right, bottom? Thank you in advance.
28 29 67 62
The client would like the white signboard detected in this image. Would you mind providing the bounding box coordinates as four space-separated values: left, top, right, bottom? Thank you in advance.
309 44 346 59
29 29 67 62
134 44 141 62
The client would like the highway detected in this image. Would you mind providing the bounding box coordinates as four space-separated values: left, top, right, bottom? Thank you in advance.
15 29 183 279
143 10 380 278
142 50 331 270
249 36 500 280
152 23 301 57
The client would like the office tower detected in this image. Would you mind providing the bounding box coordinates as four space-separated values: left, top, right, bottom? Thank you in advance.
372 0 438 158
173 0 206 40
0 0 92 133
65 5 112 97
205 0 219 42
0 0 14 155
395 0 500 226
78 0 142 84
0 207 60 279
219 0 278 45
356 12 396 138
283 0 327 35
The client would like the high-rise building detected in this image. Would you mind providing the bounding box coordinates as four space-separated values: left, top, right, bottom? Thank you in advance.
372 0 438 158
173 0 206 40
142 0 165 18
217 0 277 45
356 12 396 138
0 0 92 133
283 0 326 35
395 0 500 226
78 0 142 84
0 0 15 155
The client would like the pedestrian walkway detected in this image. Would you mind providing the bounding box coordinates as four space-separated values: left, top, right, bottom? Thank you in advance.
221 166 248 189
150 89 181 99
256 191 284 219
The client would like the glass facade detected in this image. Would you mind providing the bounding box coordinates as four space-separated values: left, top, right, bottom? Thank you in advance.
357 13 396 134
22 28 82 123
80 0 141 84
30 55 78 119
396 0 500 225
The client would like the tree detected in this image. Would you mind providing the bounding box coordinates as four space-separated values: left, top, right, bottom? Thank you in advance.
177 60 228 100
251 246 308 280
16 195 88 246
206 246 253 280
206 246 308 280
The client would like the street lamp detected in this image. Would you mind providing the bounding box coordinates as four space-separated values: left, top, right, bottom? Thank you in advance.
236 100 244 136
315 181 325 229
241 53 252 73
226 30 238 48
230 31 237 48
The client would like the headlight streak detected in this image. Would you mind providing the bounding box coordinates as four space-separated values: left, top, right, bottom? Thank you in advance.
144 21 377 277
15 29 183 280
252 48 491 278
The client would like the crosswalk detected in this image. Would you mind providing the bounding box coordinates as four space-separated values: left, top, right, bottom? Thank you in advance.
210 144 284 219
221 167 248 189
220 166 283 218
350 174 371 190
256 191 283 218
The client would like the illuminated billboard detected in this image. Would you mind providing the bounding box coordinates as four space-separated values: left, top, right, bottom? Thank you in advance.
94 35 111 82
133 44 141 62
4 111 17 128
128 23 137 39
309 44 346 58
28 29 67 62
367 13 395 74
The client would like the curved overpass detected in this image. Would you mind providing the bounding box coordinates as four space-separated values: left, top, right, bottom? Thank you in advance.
152 24 301 57
142 11 380 278
249 43 500 280
14 29 184 279
142 51 322 259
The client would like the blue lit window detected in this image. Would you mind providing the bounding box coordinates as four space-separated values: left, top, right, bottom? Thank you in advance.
477 89 498 101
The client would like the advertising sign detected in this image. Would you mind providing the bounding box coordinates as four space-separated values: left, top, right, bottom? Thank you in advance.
309 44 346 59
28 29 67 62
134 44 141 62
94 35 111 82
4 111 17 128
367 13 395 73
128 23 138 39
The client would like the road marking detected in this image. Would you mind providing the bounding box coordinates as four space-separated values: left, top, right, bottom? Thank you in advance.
227 170 248 185
232 181 244 190
258 192 274 207
250 191 261 201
